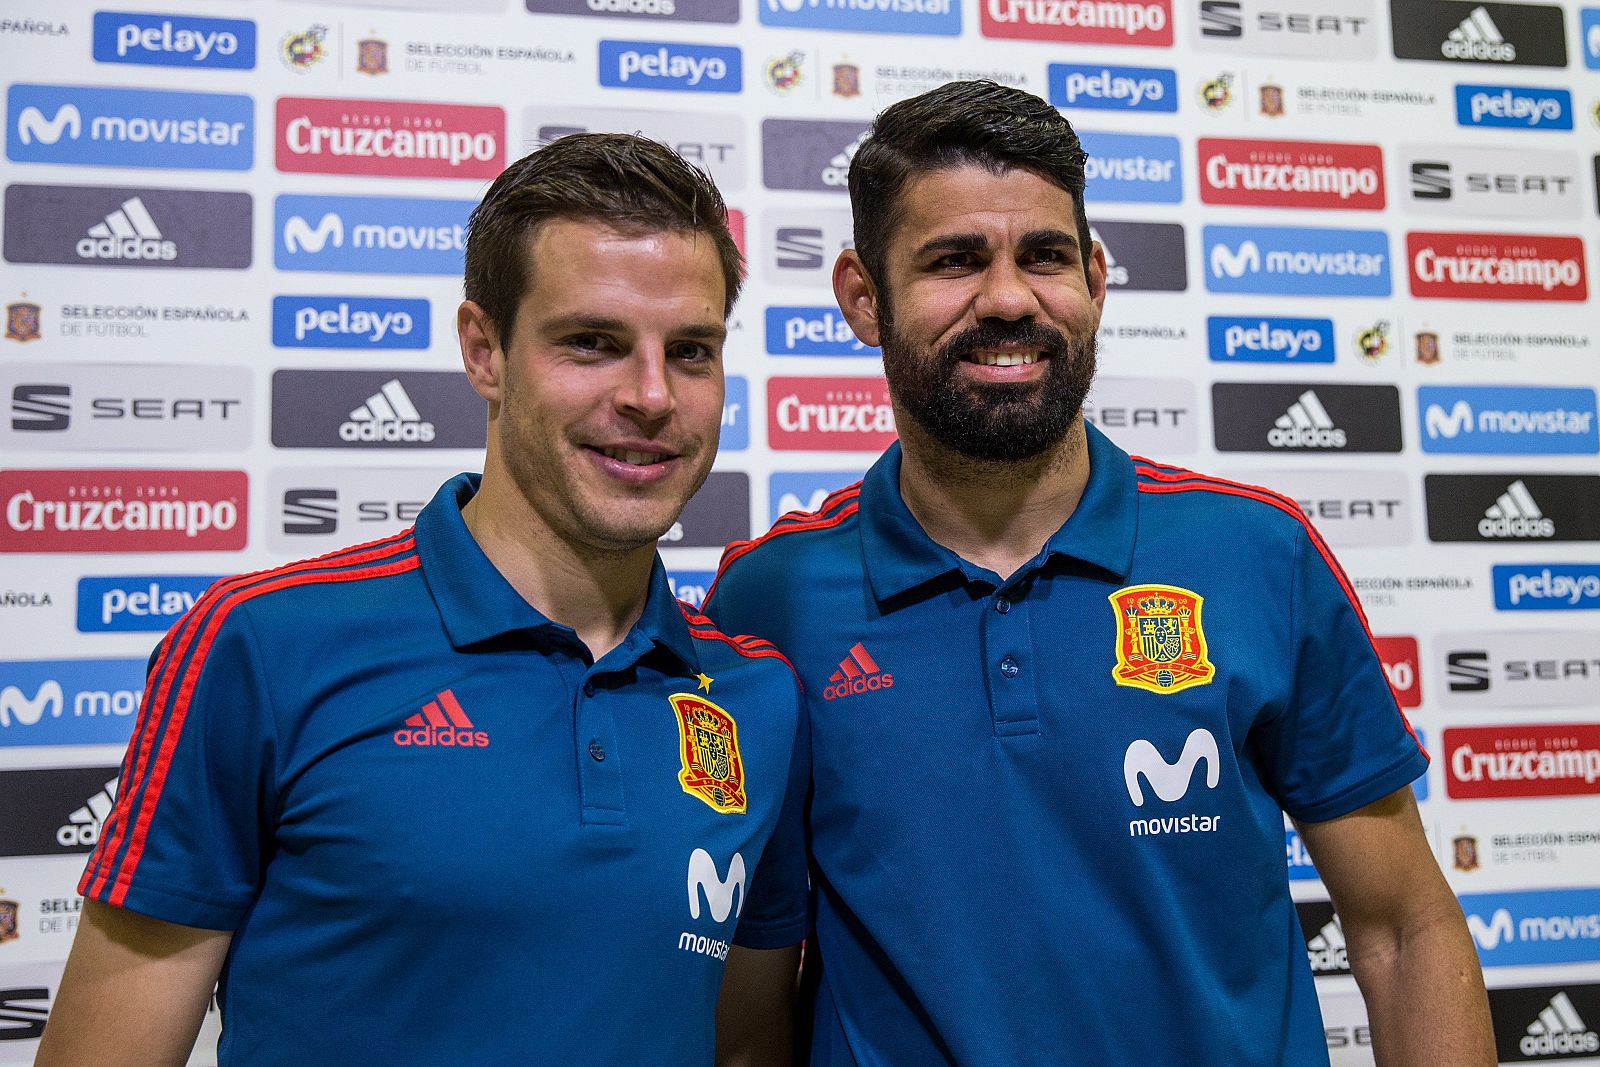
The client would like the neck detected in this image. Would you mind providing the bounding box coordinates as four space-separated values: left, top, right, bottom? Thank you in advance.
896 416 1092 581
462 463 656 662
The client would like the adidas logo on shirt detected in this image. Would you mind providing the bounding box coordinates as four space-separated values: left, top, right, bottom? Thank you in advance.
392 688 489 748
822 642 893 701
1267 390 1347 449
1443 6 1516 62
1478 480 1555 539
339 378 436 443
1305 916 1348 973
56 777 117 848
1521 991 1599 1057
75 196 176 262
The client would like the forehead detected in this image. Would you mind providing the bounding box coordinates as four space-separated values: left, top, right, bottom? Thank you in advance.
521 217 726 321
890 165 1080 249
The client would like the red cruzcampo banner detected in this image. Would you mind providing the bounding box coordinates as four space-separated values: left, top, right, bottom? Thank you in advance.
0 469 248 553
1444 724 1600 799
1407 232 1588 302
275 97 505 179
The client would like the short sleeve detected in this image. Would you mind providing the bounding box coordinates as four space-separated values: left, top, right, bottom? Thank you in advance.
78 601 279 930
1252 526 1429 824
733 671 811 949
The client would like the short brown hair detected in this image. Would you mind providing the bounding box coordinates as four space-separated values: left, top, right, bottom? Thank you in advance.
464 133 744 345
848 80 1092 291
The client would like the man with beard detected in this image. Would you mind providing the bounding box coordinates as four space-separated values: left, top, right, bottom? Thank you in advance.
702 82 1493 1066
38 134 807 1067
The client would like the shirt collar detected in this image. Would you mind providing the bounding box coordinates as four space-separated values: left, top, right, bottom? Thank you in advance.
414 473 700 673
859 421 1139 605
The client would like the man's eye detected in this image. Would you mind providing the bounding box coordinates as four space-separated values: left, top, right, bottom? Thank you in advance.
670 342 714 363
934 252 975 270
567 333 610 352
1023 248 1066 266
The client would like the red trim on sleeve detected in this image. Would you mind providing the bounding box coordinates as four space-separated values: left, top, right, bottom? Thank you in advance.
702 490 861 611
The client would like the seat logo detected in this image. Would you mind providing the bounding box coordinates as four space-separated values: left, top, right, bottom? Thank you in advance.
1124 728 1220 805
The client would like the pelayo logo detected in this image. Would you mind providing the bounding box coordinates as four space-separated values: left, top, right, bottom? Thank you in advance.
77 575 220 633
1207 316 1335 362
1455 84 1572 130
598 40 741 92
274 194 472 275
0 659 146 747
1048 64 1176 111
7 83 252 171
0 469 247 553
1493 566 1600 612
92 11 256 69
765 307 878 357
1203 225 1391 297
271 296 430 350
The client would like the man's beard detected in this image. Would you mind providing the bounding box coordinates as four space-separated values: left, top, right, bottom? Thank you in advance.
879 315 1098 463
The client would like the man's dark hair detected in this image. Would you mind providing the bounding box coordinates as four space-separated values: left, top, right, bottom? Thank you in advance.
848 80 1092 291
465 132 744 345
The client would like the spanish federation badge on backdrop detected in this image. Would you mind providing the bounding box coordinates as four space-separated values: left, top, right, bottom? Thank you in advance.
1109 584 1216 695
669 693 747 814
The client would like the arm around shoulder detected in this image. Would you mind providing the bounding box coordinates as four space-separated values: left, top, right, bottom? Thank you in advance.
1295 786 1495 1067
34 899 231 1067
716 942 802 1067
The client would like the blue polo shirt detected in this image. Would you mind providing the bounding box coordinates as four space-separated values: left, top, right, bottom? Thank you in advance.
704 424 1426 1067
81 473 809 1067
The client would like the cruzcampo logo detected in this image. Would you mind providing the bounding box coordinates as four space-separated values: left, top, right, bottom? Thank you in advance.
668 693 747 814
1109 583 1216 694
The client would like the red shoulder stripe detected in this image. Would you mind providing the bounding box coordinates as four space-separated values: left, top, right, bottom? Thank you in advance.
1134 469 1422 753
702 494 861 611
85 534 420 901
677 603 798 677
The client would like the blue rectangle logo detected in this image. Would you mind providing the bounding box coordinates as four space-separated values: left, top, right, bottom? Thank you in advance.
272 296 430 350
765 306 879 357
1049 64 1177 113
1203 226 1391 297
1079 131 1182 204
77 576 220 633
1584 9 1600 69
758 0 959 35
0 659 145 747
722 376 749 451
769 470 862 523
598 40 741 93
1493 565 1600 611
667 569 716 612
1460 887 1600 966
7 83 253 171
1206 316 1335 363
275 195 472 275
92 11 256 69
1285 827 1318 880
1454 84 1573 131
1418 386 1599 455
1413 729 1428 802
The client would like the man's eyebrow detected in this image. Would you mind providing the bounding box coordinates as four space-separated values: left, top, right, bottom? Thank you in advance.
539 315 726 342
914 232 988 258
1017 228 1081 251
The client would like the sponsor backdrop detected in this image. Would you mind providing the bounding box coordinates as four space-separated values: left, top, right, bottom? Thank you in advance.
1 0 1597 1061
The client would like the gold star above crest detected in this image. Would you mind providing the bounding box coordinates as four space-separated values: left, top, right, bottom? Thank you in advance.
695 672 714 693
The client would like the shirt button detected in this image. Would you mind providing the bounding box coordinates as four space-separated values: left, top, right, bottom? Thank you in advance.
583 682 596 697
995 598 1012 615
588 740 606 762
1000 656 1020 678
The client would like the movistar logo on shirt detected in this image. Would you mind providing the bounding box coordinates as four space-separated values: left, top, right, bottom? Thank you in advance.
1123 728 1223 837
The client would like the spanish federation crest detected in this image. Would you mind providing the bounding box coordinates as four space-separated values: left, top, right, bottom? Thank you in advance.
6 301 41 343
0 896 18 943
1109 584 1216 695
357 38 389 76
1453 834 1479 872
832 63 861 98
669 693 747 814
1258 81 1285 118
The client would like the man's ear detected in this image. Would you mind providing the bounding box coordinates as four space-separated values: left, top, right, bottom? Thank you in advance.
458 300 503 403
833 249 883 349
1086 238 1108 314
